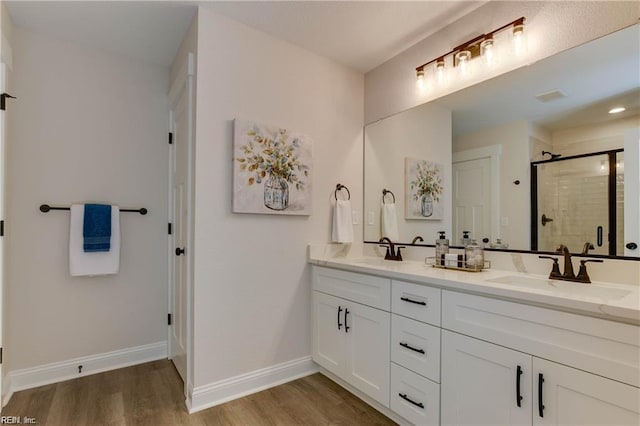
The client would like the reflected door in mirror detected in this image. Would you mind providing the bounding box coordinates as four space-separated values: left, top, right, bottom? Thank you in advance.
453 157 492 245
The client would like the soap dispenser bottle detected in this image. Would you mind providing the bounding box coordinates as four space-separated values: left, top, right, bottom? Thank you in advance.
435 231 449 265
461 231 471 246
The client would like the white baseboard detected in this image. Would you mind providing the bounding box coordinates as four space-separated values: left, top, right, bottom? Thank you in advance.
188 356 318 413
4 341 167 405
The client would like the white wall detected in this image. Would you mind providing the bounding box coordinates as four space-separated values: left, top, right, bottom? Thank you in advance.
454 120 530 249
364 101 452 243
365 1 639 123
551 116 640 156
5 27 169 372
192 7 363 388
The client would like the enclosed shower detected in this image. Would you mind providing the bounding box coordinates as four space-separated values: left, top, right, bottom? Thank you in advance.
531 150 625 256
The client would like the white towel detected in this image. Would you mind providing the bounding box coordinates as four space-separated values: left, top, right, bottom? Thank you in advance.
381 203 399 241
70 204 120 276
331 199 354 243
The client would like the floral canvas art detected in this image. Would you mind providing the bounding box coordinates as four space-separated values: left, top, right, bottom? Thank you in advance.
233 119 312 215
405 158 443 220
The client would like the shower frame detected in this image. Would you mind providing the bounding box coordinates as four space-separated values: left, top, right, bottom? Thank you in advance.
530 148 623 255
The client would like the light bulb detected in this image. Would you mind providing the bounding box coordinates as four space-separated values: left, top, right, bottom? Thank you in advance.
455 50 472 78
608 107 626 114
481 38 495 66
435 58 446 85
512 22 526 56
416 68 425 89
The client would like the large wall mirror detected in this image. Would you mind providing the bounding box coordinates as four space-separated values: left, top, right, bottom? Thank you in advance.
364 24 639 258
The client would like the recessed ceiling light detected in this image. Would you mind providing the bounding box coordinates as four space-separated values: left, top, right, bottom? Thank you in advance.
608 107 626 114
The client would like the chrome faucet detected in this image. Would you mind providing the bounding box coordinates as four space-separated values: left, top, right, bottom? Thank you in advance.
379 237 405 261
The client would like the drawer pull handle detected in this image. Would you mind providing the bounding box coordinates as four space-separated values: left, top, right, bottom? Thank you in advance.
400 296 426 306
538 373 545 417
399 342 425 354
398 393 424 409
344 308 350 333
337 306 342 330
516 365 523 407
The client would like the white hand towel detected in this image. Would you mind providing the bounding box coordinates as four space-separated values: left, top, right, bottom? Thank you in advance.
331 199 354 243
70 204 120 276
381 203 399 241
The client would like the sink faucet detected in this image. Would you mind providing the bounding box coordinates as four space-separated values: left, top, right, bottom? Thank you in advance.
556 244 575 279
412 236 424 244
379 237 405 261
581 242 594 254
539 245 604 283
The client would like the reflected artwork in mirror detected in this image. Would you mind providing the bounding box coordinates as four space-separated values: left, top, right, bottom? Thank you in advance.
364 24 639 259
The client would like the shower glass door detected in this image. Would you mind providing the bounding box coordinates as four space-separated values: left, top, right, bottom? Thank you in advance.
533 152 616 255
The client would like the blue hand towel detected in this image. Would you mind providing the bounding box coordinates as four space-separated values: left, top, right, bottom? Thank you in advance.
83 204 112 252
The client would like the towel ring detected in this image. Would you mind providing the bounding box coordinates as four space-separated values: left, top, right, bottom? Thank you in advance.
382 189 395 204
335 184 351 200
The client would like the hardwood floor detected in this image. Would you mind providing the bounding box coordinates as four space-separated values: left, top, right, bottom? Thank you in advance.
3 360 397 425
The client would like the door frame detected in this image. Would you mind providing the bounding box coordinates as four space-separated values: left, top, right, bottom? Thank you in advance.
167 52 194 398
530 148 623 254
452 144 501 242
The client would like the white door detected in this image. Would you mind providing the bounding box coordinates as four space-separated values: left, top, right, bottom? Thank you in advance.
442 330 532 426
312 291 348 375
344 301 390 407
533 357 640 426
623 128 639 257
168 53 194 386
453 157 492 244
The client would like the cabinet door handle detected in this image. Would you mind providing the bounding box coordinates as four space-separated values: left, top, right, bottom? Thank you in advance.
538 373 545 417
344 308 350 333
399 342 425 355
337 306 342 330
516 365 523 407
398 393 424 409
400 296 426 306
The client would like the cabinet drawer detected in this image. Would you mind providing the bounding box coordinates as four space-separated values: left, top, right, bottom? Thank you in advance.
392 280 441 326
391 314 440 382
313 266 391 311
390 363 440 426
442 290 640 387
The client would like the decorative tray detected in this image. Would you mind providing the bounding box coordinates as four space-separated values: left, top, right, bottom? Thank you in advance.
425 256 491 272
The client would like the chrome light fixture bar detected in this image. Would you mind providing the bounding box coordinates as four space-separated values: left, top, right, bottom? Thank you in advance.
416 17 526 83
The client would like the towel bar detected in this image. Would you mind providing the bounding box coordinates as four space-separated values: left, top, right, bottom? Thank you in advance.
334 184 351 200
382 189 395 204
39 204 148 215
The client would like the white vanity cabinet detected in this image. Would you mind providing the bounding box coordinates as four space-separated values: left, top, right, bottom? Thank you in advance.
390 280 442 425
310 262 640 426
441 291 640 426
441 330 532 426
311 267 391 407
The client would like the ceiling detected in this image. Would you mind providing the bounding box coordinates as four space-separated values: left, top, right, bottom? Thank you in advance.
5 1 485 72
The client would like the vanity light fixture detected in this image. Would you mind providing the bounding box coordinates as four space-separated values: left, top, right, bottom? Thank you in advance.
416 17 525 86
608 106 626 114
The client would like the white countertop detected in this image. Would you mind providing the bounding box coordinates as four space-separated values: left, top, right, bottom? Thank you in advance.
309 255 640 324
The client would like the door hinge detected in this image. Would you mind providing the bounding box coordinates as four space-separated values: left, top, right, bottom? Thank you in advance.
0 220 4 237
168 223 172 235
0 93 16 111
168 313 173 326
168 132 173 145
0 347 3 364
